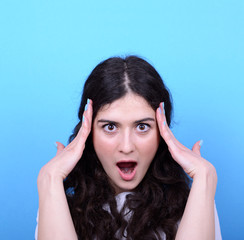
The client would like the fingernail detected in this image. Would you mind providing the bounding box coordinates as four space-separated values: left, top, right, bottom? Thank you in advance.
199 140 203 147
162 102 165 115
85 99 90 111
82 115 85 122
54 142 57 148
163 121 166 126
159 107 162 114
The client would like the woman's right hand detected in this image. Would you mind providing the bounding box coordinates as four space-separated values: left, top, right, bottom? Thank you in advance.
37 100 92 240
38 99 93 182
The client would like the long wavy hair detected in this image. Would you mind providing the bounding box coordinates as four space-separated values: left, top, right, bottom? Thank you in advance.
64 56 190 240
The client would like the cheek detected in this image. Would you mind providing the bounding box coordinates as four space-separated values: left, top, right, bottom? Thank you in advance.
139 131 160 160
93 131 116 160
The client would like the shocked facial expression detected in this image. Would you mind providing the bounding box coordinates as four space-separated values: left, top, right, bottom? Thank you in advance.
92 93 160 194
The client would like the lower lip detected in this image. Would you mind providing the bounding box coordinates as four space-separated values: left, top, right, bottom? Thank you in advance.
117 165 137 181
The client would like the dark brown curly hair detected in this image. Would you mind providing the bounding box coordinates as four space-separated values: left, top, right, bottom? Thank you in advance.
64 56 190 240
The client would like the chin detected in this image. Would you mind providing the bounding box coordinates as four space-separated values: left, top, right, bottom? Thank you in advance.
113 180 140 195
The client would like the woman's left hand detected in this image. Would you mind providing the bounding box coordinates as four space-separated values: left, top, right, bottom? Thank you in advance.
156 102 216 179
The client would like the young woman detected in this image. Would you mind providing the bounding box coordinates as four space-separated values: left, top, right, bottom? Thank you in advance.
35 56 222 240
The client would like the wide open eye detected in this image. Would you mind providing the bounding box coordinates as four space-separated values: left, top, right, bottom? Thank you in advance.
103 123 117 133
136 123 150 133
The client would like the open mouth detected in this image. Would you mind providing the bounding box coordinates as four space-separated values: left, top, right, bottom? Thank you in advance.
116 162 137 174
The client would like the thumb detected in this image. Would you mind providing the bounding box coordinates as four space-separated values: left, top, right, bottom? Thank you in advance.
55 141 65 156
192 140 203 156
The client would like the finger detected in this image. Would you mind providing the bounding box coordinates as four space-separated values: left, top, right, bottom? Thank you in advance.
75 99 93 146
55 141 65 156
64 98 93 159
156 103 185 151
192 140 203 156
156 107 179 155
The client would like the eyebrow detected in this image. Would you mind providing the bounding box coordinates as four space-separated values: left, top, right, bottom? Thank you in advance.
97 118 155 124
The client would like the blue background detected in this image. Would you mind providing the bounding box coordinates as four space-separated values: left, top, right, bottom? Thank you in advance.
0 0 243 239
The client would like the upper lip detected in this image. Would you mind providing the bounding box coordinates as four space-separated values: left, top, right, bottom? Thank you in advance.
116 160 137 167
116 160 137 164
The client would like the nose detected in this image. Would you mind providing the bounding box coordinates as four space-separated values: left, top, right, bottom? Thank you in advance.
118 129 135 154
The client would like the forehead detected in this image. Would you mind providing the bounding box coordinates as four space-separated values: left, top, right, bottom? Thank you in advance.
95 93 155 120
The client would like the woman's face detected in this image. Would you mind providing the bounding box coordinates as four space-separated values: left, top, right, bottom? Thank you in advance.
93 93 160 194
